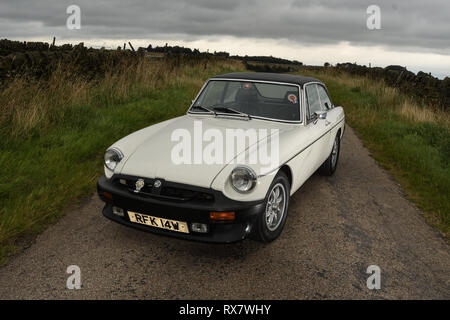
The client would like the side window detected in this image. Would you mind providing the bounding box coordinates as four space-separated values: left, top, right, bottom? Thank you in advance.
317 85 332 110
305 84 321 120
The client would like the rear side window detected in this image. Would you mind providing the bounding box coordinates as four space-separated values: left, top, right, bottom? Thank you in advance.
317 85 332 110
305 84 321 120
254 83 297 99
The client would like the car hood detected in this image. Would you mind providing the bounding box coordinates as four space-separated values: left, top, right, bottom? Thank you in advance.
117 114 290 188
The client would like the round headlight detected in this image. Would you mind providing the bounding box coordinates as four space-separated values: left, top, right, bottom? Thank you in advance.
104 148 123 171
230 166 257 193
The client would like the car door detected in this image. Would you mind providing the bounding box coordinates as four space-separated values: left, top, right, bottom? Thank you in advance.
303 83 332 172
316 84 341 155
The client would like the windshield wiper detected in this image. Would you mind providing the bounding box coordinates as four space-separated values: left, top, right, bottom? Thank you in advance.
213 106 251 120
190 105 216 115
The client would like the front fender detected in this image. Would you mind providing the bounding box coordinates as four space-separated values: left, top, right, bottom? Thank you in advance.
210 164 276 202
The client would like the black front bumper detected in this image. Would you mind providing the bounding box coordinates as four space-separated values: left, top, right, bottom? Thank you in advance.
97 175 265 243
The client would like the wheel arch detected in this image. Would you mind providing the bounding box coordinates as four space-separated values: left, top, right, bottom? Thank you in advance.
278 164 293 187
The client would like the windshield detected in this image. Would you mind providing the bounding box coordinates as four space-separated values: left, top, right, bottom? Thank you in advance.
190 80 301 122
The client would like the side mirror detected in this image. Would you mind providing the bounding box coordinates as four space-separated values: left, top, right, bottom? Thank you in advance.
315 111 327 120
313 111 327 124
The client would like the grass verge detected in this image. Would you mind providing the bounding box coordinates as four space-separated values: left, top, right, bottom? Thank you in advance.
297 69 449 239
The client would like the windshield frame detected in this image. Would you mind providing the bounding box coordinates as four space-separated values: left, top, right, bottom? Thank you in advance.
187 78 303 124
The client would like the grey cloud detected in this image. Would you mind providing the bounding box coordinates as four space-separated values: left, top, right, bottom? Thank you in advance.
0 0 449 53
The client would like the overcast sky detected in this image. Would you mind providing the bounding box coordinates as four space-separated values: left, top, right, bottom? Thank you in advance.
1 0 449 78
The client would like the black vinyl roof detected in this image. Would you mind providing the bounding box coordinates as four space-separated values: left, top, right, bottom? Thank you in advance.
211 72 322 87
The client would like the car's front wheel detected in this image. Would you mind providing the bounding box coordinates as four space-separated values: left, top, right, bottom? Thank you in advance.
251 171 290 243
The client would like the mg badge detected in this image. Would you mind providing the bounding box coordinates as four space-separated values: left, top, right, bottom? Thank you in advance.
134 179 145 193
154 180 162 188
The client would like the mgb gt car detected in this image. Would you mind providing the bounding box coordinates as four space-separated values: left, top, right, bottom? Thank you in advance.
97 72 345 243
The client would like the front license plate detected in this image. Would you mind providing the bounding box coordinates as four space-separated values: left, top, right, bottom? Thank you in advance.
127 211 189 234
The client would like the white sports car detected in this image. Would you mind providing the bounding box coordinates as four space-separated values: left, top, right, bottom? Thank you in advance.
97 72 345 243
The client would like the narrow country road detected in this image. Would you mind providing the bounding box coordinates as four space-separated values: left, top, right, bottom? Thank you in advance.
0 126 449 299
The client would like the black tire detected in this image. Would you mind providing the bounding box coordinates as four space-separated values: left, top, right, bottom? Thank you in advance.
250 171 290 243
319 133 340 176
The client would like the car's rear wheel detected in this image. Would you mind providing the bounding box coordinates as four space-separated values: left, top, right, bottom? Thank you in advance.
320 133 340 176
251 171 290 243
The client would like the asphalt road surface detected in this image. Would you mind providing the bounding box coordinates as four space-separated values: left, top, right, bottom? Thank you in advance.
1 126 449 299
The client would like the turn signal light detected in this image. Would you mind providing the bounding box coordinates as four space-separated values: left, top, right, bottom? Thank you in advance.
102 191 113 201
210 211 235 221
